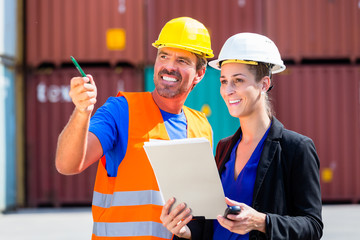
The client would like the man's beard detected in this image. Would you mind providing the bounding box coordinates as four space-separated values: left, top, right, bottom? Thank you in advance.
155 69 184 98
155 82 183 98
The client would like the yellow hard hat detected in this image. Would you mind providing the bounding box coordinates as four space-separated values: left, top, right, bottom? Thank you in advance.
152 17 214 58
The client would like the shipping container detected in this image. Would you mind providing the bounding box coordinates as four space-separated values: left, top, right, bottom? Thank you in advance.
0 62 17 211
0 0 19 211
145 0 264 64
264 0 360 62
144 66 239 151
0 0 17 57
270 65 360 203
26 0 145 68
25 66 143 207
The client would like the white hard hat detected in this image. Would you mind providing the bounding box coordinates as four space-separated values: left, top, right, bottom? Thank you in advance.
209 32 286 74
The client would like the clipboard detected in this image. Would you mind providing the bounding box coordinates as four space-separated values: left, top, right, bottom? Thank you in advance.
143 138 227 219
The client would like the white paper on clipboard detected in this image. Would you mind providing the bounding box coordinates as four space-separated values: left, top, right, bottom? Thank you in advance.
143 137 227 219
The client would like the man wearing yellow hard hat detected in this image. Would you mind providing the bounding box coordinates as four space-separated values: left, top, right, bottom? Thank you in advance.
55 17 213 239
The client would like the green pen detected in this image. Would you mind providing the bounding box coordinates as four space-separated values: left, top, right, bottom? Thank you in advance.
70 56 87 77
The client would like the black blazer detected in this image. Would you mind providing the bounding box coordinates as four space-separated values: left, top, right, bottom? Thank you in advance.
176 117 323 240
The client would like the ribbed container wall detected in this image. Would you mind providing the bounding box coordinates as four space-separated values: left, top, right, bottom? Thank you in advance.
264 0 360 62
25 67 143 207
145 0 264 63
270 65 360 202
26 0 145 67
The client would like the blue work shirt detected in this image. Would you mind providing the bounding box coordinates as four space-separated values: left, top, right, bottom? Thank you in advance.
89 96 187 177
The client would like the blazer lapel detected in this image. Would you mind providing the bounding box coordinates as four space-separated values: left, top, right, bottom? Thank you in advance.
252 117 283 204
252 139 278 204
218 127 242 173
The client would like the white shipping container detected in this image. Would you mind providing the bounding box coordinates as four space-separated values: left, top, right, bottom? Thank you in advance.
0 0 18 58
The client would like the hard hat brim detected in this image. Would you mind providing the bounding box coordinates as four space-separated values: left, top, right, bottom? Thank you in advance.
153 42 214 58
208 58 286 74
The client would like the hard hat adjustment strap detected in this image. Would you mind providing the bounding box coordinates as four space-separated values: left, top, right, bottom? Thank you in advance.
264 63 274 77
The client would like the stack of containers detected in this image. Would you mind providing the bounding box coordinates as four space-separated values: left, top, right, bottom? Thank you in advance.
25 0 144 207
0 0 18 211
264 0 360 203
270 66 360 203
24 0 360 207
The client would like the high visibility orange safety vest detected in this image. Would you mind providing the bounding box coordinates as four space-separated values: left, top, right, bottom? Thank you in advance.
92 92 213 240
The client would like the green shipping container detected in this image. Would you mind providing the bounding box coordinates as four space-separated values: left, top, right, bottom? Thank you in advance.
144 66 239 152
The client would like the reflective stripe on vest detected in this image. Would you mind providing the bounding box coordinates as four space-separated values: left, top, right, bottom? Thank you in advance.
93 221 172 239
92 190 164 208
92 92 212 239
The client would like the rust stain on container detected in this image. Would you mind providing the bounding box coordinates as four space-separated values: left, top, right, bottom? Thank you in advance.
264 0 360 62
26 0 145 67
270 65 360 202
145 0 264 64
25 67 143 207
